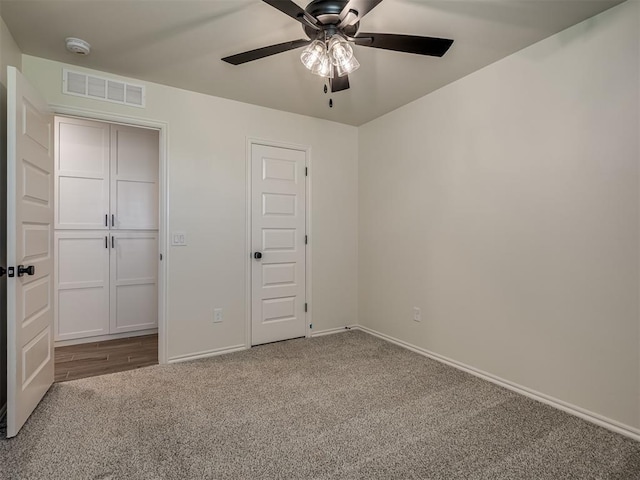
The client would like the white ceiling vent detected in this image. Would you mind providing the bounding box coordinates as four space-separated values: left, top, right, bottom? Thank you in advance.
62 69 145 108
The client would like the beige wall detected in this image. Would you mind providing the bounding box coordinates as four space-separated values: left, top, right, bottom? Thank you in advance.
22 55 358 360
358 0 639 430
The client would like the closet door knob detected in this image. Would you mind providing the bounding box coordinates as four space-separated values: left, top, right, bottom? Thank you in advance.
254 252 262 260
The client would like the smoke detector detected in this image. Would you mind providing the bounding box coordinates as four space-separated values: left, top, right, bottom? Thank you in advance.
65 37 91 55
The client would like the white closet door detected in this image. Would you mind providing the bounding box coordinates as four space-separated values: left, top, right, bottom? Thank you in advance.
110 231 158 334
55 117 110 229
251 144 307 345
110 125 159 230
55 232 110 341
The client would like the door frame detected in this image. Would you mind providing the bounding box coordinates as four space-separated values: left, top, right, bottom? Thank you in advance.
50 104 169 364
245 138 311 348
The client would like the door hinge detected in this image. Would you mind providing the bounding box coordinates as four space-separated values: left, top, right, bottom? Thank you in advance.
160 253 163 261
305 167 308 176
7 266 15 278
310 323 313 329
305 235 308 245
305 303 308 312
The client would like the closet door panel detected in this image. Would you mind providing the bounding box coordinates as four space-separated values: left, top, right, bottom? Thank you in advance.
58 289 108 338
55 117 109 229
114 284 157 332
58 177 105 227
110 232 158 334
115 181 158 230
111 125 159 230
55 232 110 341
58 122 105 173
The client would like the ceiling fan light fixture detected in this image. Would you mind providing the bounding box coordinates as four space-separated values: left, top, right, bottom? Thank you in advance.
311 55 333 78
300 39 326 70
328 35 360 76
336 54 360 77
328 36 353 65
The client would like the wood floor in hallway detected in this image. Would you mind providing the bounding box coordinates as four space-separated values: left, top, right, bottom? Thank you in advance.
54 334 158 382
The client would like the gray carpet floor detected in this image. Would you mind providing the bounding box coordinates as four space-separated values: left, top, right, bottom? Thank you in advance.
1 330 639 479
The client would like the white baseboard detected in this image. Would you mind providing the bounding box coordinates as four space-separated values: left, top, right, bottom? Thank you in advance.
168 344 247 363
310 325 357 337
353 325 640 442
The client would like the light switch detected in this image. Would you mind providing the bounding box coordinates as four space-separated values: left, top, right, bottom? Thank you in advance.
172 231 187 246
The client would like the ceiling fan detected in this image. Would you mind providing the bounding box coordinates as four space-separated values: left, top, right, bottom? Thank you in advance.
222 0 454 93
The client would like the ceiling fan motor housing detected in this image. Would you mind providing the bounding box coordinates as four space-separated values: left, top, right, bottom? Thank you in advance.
303 0 359 39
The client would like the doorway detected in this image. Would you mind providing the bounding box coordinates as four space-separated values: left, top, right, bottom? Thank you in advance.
5 68 167 437
52 115 160 382
249 141 309 346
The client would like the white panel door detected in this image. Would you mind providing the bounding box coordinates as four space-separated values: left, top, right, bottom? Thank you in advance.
55 232 110 341
110 231 158 334
251 144 306 346
55 116 109 229
6 66 55 438
110 124 159 230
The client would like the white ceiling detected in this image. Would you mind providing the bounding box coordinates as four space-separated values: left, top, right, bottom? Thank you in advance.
0 0 624 126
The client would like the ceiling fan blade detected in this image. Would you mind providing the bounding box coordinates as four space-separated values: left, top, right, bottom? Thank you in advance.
222 39 311 65
354 33 454 57
330 70 350 93
262 0 320 29
339 0 384 25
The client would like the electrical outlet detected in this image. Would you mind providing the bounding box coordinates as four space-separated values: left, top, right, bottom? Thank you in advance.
413 307 421 322
214 308 223 323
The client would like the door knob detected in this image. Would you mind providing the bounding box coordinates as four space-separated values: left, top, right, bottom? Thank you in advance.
254 252 262 260
17 265 35 277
